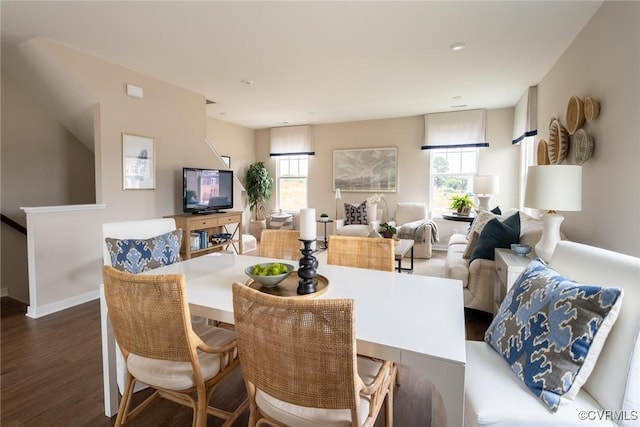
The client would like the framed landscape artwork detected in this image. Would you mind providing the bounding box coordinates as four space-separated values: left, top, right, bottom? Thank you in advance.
333 147 397 192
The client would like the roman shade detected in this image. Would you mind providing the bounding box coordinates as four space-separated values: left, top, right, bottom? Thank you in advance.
421 109 488 150
270 125 314 156
512 86 538 144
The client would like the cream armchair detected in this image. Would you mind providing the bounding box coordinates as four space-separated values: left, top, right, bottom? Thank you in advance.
335 203 381 237
388 202 434 259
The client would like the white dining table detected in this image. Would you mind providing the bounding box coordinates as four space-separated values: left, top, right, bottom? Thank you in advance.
100 252 467 426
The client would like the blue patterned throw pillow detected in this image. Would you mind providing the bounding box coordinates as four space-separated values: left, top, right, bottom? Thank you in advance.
105 229 183 274
485 259 623 411
344 202 368 225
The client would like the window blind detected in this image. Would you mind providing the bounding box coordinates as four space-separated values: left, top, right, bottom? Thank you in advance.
270 125 314 156
512 86 538 145
421 109 488 150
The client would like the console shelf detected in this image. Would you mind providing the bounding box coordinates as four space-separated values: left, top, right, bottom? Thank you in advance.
166 211 243 259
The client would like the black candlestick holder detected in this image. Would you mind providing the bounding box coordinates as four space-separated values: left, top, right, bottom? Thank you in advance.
297 239 318 295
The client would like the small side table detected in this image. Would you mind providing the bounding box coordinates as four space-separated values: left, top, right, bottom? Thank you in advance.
494 248 532 314
442 212 476 223
316 219 334 249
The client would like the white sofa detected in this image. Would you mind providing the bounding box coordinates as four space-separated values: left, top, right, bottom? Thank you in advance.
446 210 543 313
465 241 640 426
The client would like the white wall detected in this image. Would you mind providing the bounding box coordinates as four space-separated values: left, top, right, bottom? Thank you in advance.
1 72 96 302
255 109 516 245
537 1 640 256
1 40 254 312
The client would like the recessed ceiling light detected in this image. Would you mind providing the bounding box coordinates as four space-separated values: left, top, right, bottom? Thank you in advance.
240 79 254 85
450 42 466 52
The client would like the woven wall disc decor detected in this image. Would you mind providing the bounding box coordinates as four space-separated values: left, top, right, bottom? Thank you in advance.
566 96 585 135
584 97 601 122
548 118 569 164
537 139 550 165
574 129 595 165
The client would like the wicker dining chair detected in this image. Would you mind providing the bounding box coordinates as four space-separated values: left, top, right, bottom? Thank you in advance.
327 235 395 272
101 266 247 427
259 229 301 260
232 282 397 427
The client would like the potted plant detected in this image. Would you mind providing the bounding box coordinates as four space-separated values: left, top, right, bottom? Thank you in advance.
379 222 397 239
320 213 329 222
450 194 475 215
246 162 274 239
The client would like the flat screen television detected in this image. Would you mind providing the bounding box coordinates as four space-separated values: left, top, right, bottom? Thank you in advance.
183 167 233 214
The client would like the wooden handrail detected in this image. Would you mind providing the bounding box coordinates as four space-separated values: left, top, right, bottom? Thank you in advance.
1 214 27 235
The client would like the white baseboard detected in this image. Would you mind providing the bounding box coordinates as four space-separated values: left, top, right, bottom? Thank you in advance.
26 290 100 319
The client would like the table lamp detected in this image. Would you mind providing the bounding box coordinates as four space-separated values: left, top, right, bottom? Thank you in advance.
473 175 499 210
335 188 342 220
524 165 582 262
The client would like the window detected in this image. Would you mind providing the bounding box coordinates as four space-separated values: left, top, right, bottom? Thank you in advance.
276 155 308 212
431 147 478 214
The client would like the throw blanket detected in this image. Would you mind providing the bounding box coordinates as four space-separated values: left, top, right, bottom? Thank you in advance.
397 219 439 244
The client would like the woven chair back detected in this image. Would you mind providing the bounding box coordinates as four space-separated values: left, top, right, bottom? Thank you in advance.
102 265 194 363
232 282 359 410
327 235 395 272
259 229 302 260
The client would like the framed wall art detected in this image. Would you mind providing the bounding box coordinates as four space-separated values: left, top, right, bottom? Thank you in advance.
122 133 155 190
333 147 397 192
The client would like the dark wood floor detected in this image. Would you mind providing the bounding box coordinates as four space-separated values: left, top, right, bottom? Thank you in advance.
1 297 492 426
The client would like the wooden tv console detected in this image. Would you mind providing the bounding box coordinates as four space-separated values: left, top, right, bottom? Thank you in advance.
166 211 243 259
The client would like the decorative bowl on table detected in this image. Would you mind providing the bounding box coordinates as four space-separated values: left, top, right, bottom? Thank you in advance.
211 233 232 244
510 244 532 257
244 263 295 288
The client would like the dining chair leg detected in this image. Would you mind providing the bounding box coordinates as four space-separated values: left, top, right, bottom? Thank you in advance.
115 374 135 426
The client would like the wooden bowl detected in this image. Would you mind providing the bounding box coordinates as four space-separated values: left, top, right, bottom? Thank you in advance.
548 118 569 164
584 97 600 122
566 96 584 135
574 129 595 165
536 139 550 165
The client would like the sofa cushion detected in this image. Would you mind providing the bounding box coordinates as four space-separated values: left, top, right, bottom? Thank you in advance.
466 209 499 239
344 202 368 225
484 259 623 412
395 202 428 225
462 232 480 259
105 229 183 274
465 341 610 426
470 212 520 263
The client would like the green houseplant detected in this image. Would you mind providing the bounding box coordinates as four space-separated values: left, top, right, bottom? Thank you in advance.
320 213 329 222
379 222 397 238
449 194 475 214
246 162 273 221
246 162 273 239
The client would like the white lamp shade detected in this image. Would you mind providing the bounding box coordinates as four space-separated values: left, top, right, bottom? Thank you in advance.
335 188 342 199
524 165 582 211
473 175 499 195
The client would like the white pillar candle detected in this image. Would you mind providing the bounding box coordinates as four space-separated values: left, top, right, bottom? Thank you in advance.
299 208 316 241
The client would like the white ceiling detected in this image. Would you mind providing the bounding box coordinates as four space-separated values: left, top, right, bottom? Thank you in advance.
1 1 603 130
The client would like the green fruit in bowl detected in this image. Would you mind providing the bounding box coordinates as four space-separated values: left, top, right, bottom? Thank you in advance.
251 262 289 276
245 262 295 288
